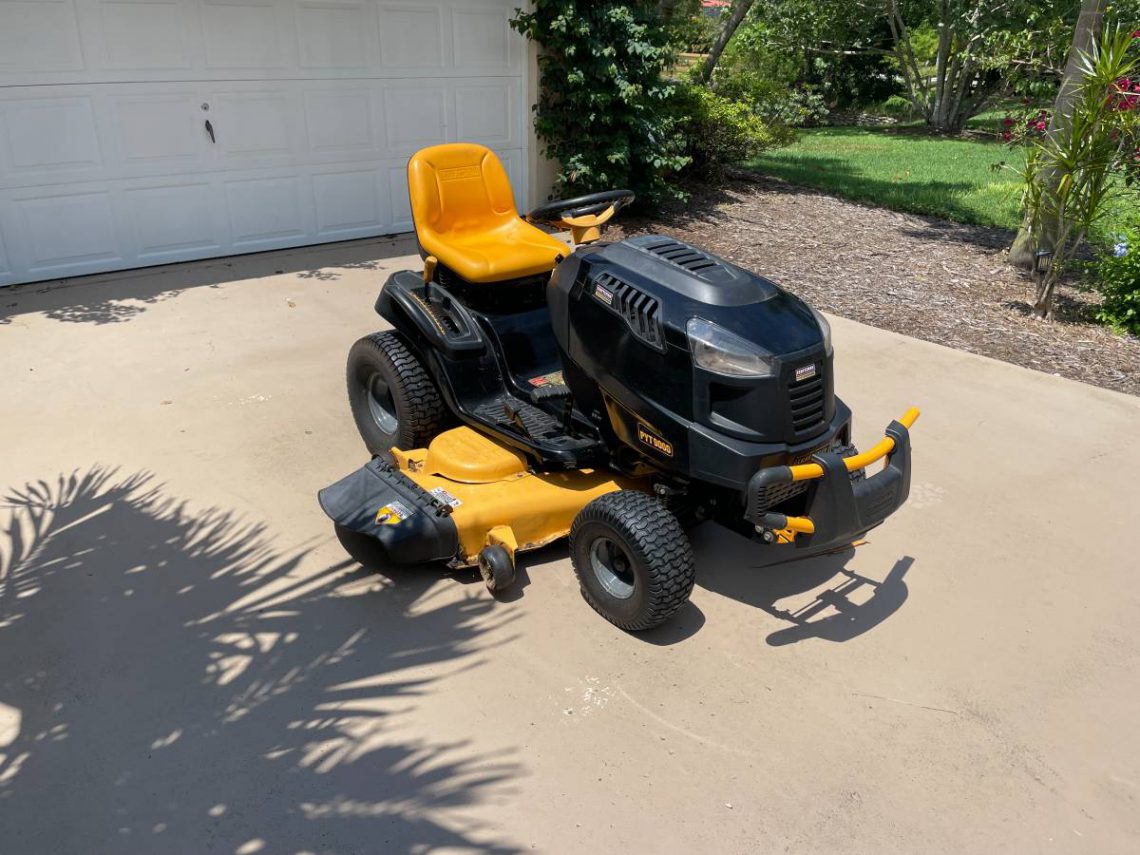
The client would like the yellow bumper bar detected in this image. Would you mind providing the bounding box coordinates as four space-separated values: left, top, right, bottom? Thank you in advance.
755 407 920 540
789 407 920 483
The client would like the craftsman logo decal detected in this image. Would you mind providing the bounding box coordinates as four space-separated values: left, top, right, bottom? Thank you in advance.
437 165 481 181
593 283 614 306
637 424 674 457
795 363 817 382
375 500 413 526
429 486 463 508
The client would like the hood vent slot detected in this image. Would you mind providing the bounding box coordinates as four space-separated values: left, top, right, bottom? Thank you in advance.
593 272 665 351
642 238 723 276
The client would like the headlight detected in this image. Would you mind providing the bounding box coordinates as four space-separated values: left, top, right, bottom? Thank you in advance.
810 307 833 355
686 318 776 378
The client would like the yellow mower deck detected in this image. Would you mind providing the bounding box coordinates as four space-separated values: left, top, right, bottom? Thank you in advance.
390 427 639 567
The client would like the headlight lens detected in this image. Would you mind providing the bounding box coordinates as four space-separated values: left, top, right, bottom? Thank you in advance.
810 307 832 355
686 318 776 378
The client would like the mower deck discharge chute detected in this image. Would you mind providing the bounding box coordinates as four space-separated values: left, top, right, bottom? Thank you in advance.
320 142 920 631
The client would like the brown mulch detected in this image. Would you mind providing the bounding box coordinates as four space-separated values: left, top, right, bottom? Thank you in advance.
611 176 1140 396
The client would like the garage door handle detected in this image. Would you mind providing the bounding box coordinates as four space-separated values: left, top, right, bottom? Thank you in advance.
204 119 216 144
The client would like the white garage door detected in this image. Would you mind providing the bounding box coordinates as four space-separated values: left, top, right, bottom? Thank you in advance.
0 0 528 286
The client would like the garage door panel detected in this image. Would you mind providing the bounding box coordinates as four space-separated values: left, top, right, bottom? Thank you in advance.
112 92 207 167
455 82 515 149
3 96 103 177
304 89 377 158
97 0 192 70
15 189 125 273
313 168 386 238
226 174 307 246
386 164 412 232
497 150 525 213
382 85 448 151
212 90 298 165
377 4 445 71
0 226 10 279
126 181 223 260
452 5 514 71
0 0 85 74
297 1 377 69
202 0 288 70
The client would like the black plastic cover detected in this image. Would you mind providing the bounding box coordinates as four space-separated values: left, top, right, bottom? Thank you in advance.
318 458 459 564
548 234 838 471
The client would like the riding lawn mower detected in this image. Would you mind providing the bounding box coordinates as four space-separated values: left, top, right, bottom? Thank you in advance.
319 143 919 631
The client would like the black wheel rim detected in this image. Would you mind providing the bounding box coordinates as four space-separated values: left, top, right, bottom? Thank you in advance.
589 537 635 600
365 371 398 434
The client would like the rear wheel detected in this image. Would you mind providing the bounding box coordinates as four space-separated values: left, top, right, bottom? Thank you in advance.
347 331 449 455
569 491 695 631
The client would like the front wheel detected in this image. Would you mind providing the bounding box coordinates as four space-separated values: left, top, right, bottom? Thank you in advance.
346 331 449 456
569 491 695 631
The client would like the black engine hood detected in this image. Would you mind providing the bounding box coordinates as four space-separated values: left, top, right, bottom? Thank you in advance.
548 234 837 456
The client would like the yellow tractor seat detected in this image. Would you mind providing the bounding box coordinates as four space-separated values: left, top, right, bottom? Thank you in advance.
407 143 568 284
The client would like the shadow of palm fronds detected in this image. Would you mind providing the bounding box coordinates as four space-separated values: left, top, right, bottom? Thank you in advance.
0 466 521 854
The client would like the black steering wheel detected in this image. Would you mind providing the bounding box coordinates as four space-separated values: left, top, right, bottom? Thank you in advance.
526 189 636 226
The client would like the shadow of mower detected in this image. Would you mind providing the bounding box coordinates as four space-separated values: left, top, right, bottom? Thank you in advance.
692 524 914 646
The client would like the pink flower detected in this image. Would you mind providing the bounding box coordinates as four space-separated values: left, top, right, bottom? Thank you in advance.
1002 116 1014 126
1132 30 1140 39
1001 130 1013 142
1034 120 1047 130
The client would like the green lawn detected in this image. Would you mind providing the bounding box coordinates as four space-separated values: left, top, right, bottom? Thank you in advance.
746 127 1025 229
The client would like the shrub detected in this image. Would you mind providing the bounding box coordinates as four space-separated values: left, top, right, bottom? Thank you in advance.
882 94 916 119
671 84 793 180
1090 222 1140 335
510 1 690 207
757 87 830 128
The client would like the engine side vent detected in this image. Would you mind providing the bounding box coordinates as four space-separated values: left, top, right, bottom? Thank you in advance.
593 272 665 351
641 238 724 277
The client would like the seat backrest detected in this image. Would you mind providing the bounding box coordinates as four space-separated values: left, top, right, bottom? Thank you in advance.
407 143 519 240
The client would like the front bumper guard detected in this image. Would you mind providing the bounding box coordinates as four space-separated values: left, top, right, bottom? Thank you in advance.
745 408 919 552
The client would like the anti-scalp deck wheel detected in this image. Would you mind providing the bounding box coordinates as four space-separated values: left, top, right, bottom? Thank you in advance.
569 491 696 631
346 331 449 456
478 545 516 594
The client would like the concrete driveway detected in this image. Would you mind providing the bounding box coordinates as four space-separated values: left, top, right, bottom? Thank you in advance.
1 239 1137 854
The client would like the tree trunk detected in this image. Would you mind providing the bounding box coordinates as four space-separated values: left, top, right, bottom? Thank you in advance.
699 0 755 83
1009 0 1106 270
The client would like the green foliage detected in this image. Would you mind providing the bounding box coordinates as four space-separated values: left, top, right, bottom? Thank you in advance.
670 83 793 180
1090 223 1140 335
882 94 917 118
711 6 895 115
1019 25 1140 315
510 1 690 206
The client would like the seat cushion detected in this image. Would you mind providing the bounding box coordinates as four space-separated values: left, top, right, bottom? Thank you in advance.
408 143 568 284
422 218 567 283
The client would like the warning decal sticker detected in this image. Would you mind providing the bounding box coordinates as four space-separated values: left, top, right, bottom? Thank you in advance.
527 371 565 388
430 487 463 508
375 500 413 526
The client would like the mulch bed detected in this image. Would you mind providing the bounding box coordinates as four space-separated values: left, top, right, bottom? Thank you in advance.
611 175 1140 396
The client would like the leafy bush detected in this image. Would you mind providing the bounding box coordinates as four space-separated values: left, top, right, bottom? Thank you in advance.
1090 223 1140 335
758 87 830 127
671 83 793 180
882 94 917 119
510 1 690 206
